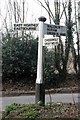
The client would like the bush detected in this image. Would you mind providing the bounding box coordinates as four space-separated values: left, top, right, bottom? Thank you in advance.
2 32 64 86
2 33 38 82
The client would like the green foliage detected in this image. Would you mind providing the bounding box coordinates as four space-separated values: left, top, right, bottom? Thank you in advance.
44 48 55 69
22 111 38 118
2 31 71 86
5 103 18 115
2 32 60 85
3 103 79 118
65 0 77 73
54 0 77 76
67 0 73 46
43 48 60 86
2 33 38 81
4 103 39 118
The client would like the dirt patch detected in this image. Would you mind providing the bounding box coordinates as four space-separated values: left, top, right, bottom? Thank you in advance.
2 74 80 96
2 103 80 119
2 87 79 97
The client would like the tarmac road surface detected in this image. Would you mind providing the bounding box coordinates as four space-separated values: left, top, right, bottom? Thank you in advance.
1 93 80 111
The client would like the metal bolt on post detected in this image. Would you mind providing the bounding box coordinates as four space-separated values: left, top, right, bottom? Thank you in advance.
35 16 46 105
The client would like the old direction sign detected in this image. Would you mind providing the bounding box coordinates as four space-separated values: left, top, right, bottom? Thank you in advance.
14 23 38 30
14 23 66 36
44 23 67 36
43 37 59 47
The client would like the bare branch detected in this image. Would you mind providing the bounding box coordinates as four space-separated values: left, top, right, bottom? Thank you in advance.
44 0 55 23
0 11 9 34
60 1 67 20
37 0 55 23
16 2 22 23
62 0 67 23
25 2 28 22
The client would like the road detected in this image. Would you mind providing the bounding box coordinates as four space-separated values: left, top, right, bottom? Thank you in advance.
1 93 80 111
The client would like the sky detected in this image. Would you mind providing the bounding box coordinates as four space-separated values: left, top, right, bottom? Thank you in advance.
0 0 79 23
0 0 50 28
0 0 79 29
0 0 79 50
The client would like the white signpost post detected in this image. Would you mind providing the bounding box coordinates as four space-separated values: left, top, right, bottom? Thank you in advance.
14 16 66 105
78 1 80 71
35 17 46 105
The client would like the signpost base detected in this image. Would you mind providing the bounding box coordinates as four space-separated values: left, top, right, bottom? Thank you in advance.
35 83 45 105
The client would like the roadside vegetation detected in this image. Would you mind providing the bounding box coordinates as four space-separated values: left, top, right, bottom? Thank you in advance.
1 0 80 119
2 32 79 93
2 0 80 91
2 103 79 119
2 33 62 87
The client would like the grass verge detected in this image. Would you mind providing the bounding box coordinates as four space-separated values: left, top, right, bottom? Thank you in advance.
2 102 80 119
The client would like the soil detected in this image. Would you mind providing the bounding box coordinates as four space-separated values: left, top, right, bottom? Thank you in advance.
2 103 80 119
2 74 80 96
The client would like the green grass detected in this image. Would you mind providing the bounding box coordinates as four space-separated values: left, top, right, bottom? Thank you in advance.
3 103 79 119
4 103 40 118
22 111 38 118
5 103 18 115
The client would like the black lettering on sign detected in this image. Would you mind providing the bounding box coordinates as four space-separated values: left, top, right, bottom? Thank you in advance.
14 24 38 30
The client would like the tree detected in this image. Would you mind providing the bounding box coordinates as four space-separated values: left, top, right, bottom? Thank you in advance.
65 0 77 73
2 32 38 82
37 0 77 76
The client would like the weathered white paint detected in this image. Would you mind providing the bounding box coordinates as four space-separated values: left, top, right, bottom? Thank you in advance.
43 37 59 47
36 20 45 84
78 1 80 50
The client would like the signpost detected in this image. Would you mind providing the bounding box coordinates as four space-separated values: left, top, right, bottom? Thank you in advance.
43 37 59 47
78 1 80 47
14 23 66 36
14 17 66 105
35 17 46 105
44 23 66 36
78 1 80 71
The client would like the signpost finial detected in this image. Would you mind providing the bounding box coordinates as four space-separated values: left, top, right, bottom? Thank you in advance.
38 16 46 22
